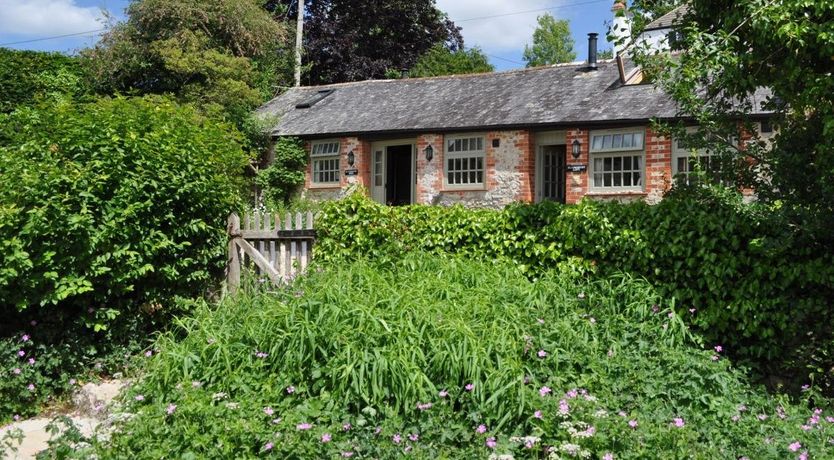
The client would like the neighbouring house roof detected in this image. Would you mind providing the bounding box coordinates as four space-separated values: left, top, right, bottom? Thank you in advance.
258 58 771 138
644 4 690 31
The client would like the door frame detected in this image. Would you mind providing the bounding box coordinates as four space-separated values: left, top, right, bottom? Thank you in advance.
535 142 568 203
370 139 417 205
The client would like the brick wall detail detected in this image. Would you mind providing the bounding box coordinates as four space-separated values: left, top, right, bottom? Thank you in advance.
644 127 672 204
565 129 590 204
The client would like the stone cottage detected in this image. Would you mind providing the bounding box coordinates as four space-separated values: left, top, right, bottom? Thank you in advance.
257 3 772 207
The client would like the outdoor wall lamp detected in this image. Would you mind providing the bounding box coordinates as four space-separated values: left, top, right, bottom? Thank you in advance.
424 144 434 162
571 139 582 159
347 150 355 166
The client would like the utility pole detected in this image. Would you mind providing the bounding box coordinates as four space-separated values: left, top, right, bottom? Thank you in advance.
294 0 305 87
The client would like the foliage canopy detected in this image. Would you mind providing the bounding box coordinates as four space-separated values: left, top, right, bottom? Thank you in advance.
410 45 494 78
267 0 464 84
0 48 87 113
523 14 577 67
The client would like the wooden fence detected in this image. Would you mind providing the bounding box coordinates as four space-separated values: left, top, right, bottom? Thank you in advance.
226 211 316 293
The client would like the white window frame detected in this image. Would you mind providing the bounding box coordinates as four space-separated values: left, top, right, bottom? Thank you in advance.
310 139 341 186
672 127 730 185
589 129 645 192
444 134 486 189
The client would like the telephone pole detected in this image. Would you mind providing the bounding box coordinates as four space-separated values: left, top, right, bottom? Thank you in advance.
294 0 305 87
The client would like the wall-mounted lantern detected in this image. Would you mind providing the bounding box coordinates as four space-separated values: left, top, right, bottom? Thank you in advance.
571 139 582 159
424 144 434 162
347 150 355 166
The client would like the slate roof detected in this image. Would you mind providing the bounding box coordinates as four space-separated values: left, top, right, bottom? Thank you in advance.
258 58 770 138
644 4 690 31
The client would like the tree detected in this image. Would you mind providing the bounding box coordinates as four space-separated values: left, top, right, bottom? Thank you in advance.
81 0 291 126
523 14 576 67
265 0 464 85
409 45 494 78
630 0 834 386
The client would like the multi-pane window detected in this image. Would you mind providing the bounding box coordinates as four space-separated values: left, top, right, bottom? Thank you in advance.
445 136 485 187
673 137 721 185
590 130 645 191
311 140 340 185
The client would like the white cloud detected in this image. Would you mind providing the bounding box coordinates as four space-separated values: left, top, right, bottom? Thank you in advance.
437 0 570 53
0 0 105 37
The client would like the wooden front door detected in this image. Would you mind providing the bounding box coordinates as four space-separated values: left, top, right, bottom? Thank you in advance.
540 145 567 203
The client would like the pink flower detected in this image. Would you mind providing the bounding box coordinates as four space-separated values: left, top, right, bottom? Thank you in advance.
263 442 273 451
28 358 35 365
392 434 402 444
343 423 352 431
534 410 543 419
603 453 614 460
711 355 720 361
801 384 810 392
652 305 660 313
628 419 638 428
17 350 25 357
134 394 144 401
714 345 723 353
485 437 497 449
672 417 685 428
408 433 419 442
166 404 177 415
13 368 21 375
476 424 487 434
263 407 274 416
254 351 268 359
27 384 35 392
416 402 433 411
826 416 834 423
788 442 801 452
524 439 535 449
732 415 741 422
798 451 808 460
374 426 382 435
738 404 748 412
13 415 20 421
758 414 768 421
689 308 696 314
144 350 153 357
667 312 674 318
559 399 570 415
465 383 474 391
537 349 547 358
341 452 354 458
286 386 295 394
566 389 578 399
69 379 76 385
321 433 331 443
21 335 29 342
537 318 545 324
539 386 551 397
801 425 811 431
296 423 312 430
438 389 448 397
30 320 37 326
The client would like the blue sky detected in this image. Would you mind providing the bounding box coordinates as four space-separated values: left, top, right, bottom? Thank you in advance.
0 0 616 72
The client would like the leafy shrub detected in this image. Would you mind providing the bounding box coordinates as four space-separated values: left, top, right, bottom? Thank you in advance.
0 48 88 112
255 137 308 205
0 96 250 320
53 256 833 458
316 191 834 384
0 312 154 422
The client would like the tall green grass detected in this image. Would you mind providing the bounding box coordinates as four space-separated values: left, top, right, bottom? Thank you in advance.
68 255 831 459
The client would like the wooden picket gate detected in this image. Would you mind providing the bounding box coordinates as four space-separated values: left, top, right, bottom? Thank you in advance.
226 211 315 293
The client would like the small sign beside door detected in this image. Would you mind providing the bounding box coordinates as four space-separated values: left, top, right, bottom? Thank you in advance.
567 164 587 173
344 168 359 176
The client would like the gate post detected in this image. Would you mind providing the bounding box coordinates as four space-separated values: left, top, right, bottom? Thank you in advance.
227 213 241 294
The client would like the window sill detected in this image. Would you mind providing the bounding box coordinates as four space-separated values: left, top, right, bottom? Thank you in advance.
309 184 341 190
441 186 487 192
585 190 647 197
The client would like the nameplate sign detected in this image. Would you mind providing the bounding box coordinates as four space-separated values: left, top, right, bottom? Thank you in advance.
344 168 359 176
567 164 587 173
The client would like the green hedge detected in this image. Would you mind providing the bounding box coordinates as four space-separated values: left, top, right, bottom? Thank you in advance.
316 189 834 370
0 96 250 324
0 48 87 112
